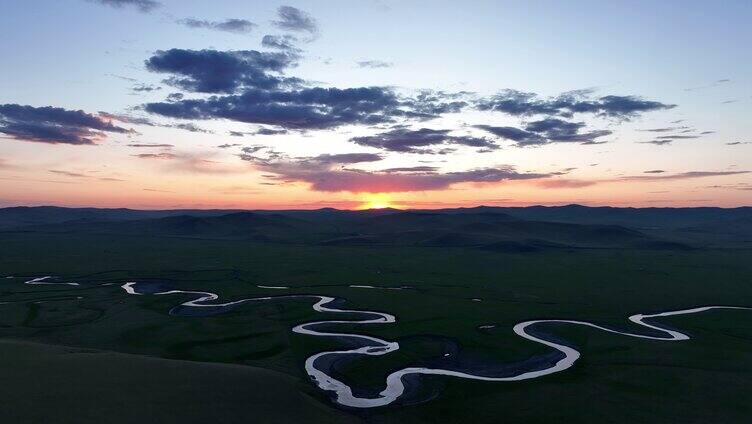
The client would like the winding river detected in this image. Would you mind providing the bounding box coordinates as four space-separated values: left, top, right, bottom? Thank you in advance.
12 277 752 408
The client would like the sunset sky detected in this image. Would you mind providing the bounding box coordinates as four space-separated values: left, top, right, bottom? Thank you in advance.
1 0 750 209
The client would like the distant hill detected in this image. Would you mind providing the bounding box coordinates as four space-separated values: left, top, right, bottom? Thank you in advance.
0 206 238 230
2 204 749 249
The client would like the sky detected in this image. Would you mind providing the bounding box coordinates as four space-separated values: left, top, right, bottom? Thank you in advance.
0 0 750 210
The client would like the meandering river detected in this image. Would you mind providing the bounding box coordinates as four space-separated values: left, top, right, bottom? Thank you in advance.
12 276 752 408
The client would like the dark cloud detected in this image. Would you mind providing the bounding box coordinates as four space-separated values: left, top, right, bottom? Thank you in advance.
261 35 301 53
228 127 288 137
145 86 410 130
640 132 706 145
726 141 750 146
640 139 674 146
477 89 674 119
525 118 611 144
474 118 611 147
178 18 256 34
171 123 211 133
406 90 470 116
99 112 210 133
357 60 393 68
142 48 470 131
131 83 161 93
239 147 547 192
98 112 154 126
87 0 161 13
255 127 288 135
473 125 544 146
217 143 242 148
643 169 665 174
0 104 129 145
350 128 496 153
639 126 689 133
145 49 299 93
166 93 184 102
272 6 318 35
656 135 700 140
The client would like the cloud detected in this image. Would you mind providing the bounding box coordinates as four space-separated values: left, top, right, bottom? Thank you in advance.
49 169 124 181
254 127 288 135
142 48 470 131
638 126 689 133
357 60 393 68
530 170 749 189
49 170 88 178
138 151 245 174
178 18 256 34
145 49 299 93
239 147 547 192
655 135 700 140
261 35 301 53
381 166 439 172
477 89 674 119
145 86 412 130
726 141 750 146
143 188 174 193
538 179 598 189
474 118 611 147
525 118 611 144
0 104 129 145
473 125 544 146
132 152 177 159
350 127 496 153
131 83 161 93
621 171 748 181
87 0 161 13
406 90 470 116
640 139 674 146
684 78 731 92
171 123 211 133
98 112 154 126
228 127 288 137
272 6 318 36
99 112 210 133
127 143 174 148
639 132 704 145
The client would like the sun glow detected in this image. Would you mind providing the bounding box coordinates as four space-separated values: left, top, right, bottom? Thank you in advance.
358 193 396 210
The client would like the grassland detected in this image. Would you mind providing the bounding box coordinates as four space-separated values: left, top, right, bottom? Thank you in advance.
1 231 751 423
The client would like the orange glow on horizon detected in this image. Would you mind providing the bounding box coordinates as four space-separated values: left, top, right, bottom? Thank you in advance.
357 193 400 210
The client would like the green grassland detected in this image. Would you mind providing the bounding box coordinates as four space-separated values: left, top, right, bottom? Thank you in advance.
1 231 751 423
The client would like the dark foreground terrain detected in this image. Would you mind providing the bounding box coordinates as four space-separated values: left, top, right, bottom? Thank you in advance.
0 205 751 423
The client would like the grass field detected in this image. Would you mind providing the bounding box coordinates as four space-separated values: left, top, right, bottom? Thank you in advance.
1 231 751 423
